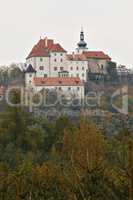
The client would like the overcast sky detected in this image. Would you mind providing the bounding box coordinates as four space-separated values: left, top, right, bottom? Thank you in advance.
0 0 132 67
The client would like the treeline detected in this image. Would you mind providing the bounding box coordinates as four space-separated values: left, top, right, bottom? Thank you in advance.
0 63 24 86
0 91 132 199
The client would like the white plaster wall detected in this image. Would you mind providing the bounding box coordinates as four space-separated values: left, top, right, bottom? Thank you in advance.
25 73 35 88
76 48 88 54
27 57 50 77
34 85 84 99
88 59 108 74
67 60 88 81
50 52 68 77
35 57 50 77
97 59 108 74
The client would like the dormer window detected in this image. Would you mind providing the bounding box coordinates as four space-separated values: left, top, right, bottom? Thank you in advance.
40 58 43 62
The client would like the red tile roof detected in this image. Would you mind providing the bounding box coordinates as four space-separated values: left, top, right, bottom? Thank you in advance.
27 38 67 59
83 51 111 60
67 54 87 61
33 77 84 86
50 43 67 52
27 39 49 59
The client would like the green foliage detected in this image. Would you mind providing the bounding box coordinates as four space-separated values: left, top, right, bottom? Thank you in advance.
0 64 24 86
0 92 132 199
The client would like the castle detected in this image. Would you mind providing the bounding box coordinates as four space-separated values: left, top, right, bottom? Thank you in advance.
25 30 112 99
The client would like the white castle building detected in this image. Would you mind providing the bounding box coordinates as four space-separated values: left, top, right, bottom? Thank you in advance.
25 30 111 99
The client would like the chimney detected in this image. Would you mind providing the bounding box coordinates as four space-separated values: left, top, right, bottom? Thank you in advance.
48 40 54 48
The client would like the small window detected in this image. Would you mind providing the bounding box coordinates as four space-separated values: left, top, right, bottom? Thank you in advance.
82 73 84 77
82 67 84 70
40 58 43 62
60 67 63 71
89 68 91 73
70 67 73 70
29 74 32 77
54 67 57 71
54 59 57 62
68 87 71 90
76 67 79 70
77 87 80 91
59 87 62 90
77 74 79 77
54 53 57 56
29 80 32 83
60 59 63 62
60 53 63 56
44 74 47 77
39 66 44 70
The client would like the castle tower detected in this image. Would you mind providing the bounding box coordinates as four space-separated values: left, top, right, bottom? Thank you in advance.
76 28 88 54
25 64 36 88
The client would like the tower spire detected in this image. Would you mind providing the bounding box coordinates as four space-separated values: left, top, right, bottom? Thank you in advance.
80 28 85 42
76 28 88 53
